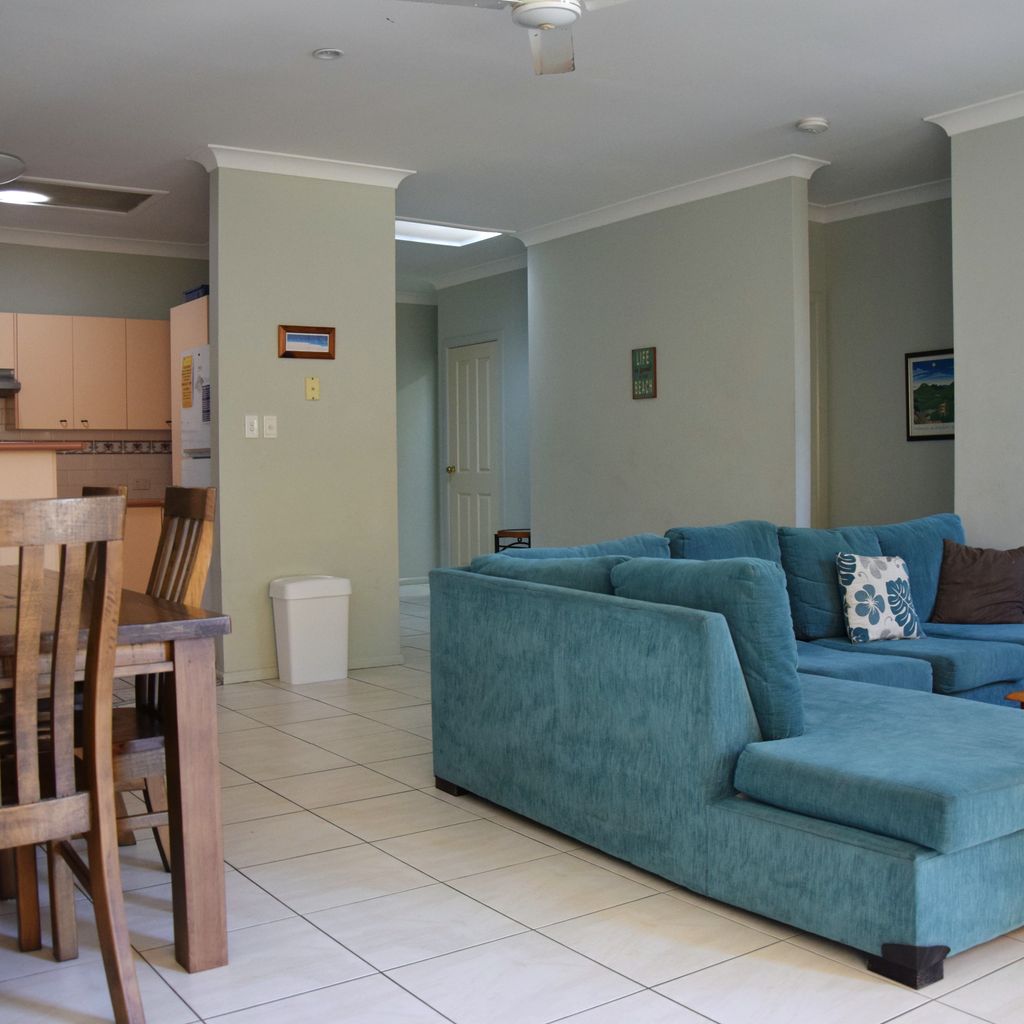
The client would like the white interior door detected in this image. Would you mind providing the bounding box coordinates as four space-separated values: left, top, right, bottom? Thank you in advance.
446 340 502 565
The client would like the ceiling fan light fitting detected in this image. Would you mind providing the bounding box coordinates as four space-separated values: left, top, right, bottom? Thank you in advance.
796 116 830 134
511 1 581 30
0 152 26 186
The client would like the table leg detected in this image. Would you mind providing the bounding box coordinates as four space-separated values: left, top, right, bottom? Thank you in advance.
163 636 227 972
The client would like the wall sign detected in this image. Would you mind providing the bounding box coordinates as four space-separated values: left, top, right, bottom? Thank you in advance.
632 346 657 400
906 349 953 440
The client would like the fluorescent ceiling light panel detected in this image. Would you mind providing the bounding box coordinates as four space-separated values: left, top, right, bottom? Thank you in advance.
0 190 50 205
395 219 502 247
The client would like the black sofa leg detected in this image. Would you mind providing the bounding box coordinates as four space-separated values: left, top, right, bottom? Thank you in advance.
434 776 468 796
866 944 950 988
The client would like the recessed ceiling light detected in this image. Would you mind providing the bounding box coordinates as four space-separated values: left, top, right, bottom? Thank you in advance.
796 116 830 134
0 189 50 205
396 220 503 247
312 48 344 60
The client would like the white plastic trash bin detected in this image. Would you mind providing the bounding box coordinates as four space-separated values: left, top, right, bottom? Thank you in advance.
269 575 352 684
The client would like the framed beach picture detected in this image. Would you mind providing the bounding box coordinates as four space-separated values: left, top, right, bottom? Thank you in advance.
906 349 954 441
278 325 335 360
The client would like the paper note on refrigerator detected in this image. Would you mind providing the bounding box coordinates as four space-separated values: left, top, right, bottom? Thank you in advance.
181 355 193 409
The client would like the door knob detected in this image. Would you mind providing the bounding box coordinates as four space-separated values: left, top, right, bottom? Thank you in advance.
446 465 456 474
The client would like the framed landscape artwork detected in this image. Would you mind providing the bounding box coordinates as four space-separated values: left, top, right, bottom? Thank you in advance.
906 349 954 441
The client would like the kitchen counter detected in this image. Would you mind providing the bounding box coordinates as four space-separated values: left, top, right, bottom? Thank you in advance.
0 440 87 452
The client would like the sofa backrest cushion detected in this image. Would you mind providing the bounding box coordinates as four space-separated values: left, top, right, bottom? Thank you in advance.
611 557 803 739
496 533 670 560
470 554 630 594
778 526 883 640
873 513 965 622
664 520 782 563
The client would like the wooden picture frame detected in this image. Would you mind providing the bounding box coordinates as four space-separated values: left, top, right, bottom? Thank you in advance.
906 349 954 440
278 325 335 360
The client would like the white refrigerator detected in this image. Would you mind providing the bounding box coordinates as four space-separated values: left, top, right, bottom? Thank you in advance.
178 346 212 488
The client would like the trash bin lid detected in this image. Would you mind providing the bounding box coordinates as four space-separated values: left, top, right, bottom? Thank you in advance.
269 575 352 599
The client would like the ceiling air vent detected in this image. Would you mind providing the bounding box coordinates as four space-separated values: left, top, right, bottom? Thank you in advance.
14 178 167 214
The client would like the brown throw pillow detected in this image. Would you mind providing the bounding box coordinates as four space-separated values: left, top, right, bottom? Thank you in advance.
930 539 1024 623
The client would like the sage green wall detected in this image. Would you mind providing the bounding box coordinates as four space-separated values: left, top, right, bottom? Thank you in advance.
821 200 954 525
0 242 208 318
529 178 811 545
397 302 439 579
437 268 530 549
210 167 401 681
950 117 1024 547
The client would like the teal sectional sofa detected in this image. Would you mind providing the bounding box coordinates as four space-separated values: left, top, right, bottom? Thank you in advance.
431 522 1024 987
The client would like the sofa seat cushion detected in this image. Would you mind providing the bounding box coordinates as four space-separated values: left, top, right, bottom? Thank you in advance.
925 622 1024 645
813 635 1024 695
469 554 629 594
611 557 802 739
796 642 932 691
778 526 883 640
664 520 782 563
735 676 1024 853
497 533 669 560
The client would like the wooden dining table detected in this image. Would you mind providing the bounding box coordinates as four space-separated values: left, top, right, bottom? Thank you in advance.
0 565 231 973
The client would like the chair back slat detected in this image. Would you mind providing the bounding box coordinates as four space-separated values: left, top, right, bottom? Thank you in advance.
82 487 127 582
50 543 88 797
13 545 46 805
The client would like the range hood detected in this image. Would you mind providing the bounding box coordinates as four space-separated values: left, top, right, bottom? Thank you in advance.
0 368 21 395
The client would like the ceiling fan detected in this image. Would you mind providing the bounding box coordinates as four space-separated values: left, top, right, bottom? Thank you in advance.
392 0 635 75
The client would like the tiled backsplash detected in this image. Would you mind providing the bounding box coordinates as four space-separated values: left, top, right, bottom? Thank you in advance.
64 440 173 456
57 446 173 500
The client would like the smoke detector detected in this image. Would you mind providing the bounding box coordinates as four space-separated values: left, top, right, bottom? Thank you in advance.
796 117 830 135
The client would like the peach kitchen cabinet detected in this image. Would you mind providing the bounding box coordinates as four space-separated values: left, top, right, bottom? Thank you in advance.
72 316 127 429
126 319 171 430
14 314 75 429
0 312 14 368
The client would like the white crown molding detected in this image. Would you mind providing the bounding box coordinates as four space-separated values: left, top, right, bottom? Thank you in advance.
925 90 1024 137
396 291 438 305
432 253 527 291
809 179 951 224
0 225 208 260
193 145 414 189
517 154 829 247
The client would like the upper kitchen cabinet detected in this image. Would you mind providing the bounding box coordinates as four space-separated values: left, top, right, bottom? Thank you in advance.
126 319 171 430
0 313 14 367
15 314 75 429
73 316 127 429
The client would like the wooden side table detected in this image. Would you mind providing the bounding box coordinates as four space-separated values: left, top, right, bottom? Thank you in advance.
495 528 531 553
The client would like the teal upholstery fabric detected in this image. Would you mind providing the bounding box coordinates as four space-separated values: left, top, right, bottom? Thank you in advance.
925 622 1024 645
814 635 1024 694
498 533 669 559
795 641 932 691
469 554 628 594
429 567 760 892
611 557 802 739
955 681 1024 706
778 526 883 640
664 520 782 563
875 514 965 621
708 796 1024 957
736 676 1024 853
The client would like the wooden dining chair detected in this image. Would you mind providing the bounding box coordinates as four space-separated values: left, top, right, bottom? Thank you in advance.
112 486 216 869
0 495 145 1024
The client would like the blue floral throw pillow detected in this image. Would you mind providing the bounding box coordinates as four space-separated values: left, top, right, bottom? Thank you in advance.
836 553 924 643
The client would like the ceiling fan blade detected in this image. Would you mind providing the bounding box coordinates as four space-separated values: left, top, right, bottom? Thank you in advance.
391 0 509 8
582 0 633 10
529 27 575 75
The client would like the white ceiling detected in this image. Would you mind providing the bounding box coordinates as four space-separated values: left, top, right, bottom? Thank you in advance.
2 0 1023 291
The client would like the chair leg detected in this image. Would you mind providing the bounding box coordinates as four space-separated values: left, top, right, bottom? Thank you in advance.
0 847 16 900
47 841 78 962
143 775 172 873
15 846 41 952
83 809 145 1024
115 791 138 848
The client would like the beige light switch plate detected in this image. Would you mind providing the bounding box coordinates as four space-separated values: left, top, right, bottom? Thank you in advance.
305 377 320 401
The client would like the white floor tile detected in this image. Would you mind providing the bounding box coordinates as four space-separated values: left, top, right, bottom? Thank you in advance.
216 682 305 711
553 990 714 1023
219 782 303 825
388 931 640 1024
941 956 1024 1022
427 789 581 850
376 819 561 881
261 765 410 808
348 665 434 690
277 714 398 749
206 973 449 1023
655 941 926 1024
319 789 479 840
237 701 350 727
889 1004 993 1023
451 853 656 928
217 727 354 781
374 753 437 788
667 886 800 939
309 883 526 970
217 707 264 734
361 703 433 737
542 892 778 985
220 765 251 788
313 728 433 763
401 635 431 651
222 810 360 867
144 917 373 1019
242 844 435 914
568 846 676 892
400 649 432 672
